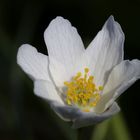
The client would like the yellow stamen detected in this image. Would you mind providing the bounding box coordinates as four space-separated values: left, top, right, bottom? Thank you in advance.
85 68 89 73
82 109 90 112
64 68 103 111
99 86 104 91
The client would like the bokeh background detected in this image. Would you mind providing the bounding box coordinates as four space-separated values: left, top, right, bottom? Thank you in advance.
0 0 140 140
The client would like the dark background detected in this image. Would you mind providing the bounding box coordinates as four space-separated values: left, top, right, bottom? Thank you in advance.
0 0 140 140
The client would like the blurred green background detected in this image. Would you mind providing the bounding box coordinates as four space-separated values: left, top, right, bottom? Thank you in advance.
0 0 140 140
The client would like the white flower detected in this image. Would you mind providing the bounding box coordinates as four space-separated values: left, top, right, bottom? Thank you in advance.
17 16 140 128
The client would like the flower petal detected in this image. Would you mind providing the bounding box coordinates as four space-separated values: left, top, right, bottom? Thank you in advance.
72 102 120 128
34 80 64 104
51 101 120 128
51 101 79 121
17 44 51 81
95 59 140 113
83 16 124 86
44 16 85 87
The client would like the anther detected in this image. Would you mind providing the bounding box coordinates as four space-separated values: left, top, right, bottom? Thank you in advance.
64 67 103 111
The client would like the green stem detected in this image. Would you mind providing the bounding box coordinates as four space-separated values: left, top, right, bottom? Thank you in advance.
91 120 111 140
111 113 132 140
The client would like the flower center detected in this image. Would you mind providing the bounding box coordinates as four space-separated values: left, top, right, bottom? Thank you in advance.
64 68 103 112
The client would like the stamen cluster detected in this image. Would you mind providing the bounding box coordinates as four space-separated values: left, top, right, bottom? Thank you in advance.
64 68 103 111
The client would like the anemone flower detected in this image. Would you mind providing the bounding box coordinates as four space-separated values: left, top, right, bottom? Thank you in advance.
17 16 140 128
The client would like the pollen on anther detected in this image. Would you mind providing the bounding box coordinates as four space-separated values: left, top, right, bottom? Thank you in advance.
64 67 103 111
85 68 89 73
99 86 103 91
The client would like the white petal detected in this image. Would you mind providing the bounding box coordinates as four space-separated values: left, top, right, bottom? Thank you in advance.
44 16 85 87
17 44 51 81
34 80 64 104
95 59 140 113
72 102 120 128
51 101 120 128
83 16 124 86
51 101 79 121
